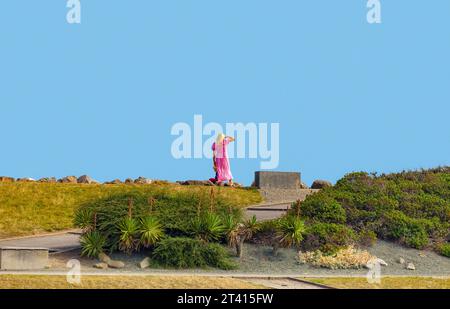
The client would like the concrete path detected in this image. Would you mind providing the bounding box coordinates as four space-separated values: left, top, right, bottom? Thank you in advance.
244 203 291 221
0 231 81 253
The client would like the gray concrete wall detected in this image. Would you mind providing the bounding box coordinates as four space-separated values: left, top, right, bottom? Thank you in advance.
254 171 301 189
0 247 49 270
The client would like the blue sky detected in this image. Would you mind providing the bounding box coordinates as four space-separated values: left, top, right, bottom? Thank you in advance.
1 1 449 185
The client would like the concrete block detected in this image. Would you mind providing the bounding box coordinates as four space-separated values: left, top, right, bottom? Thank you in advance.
254 171 301 189
0 247 49 270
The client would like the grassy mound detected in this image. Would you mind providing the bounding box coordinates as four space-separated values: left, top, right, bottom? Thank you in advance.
0 182 261 239
298 167 450 256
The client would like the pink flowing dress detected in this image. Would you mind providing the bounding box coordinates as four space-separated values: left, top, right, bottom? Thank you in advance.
212 137 233 182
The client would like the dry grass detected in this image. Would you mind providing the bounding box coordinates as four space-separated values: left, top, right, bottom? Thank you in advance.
298 246 376 270
0 183 261 239
0 274 264 289
305 277 450 289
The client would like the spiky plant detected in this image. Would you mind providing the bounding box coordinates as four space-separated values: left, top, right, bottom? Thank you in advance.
139 216 164 248
277 215 306 248
74 208 95 232
223 213 238 244
117 217 139 254
243 215 260 234
228 215 260 258
190 212 225 242
80 230 106 258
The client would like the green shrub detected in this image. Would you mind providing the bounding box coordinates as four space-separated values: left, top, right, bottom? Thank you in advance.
301 194 346 224
74 208 95 232
190 212 226 242
152 237 235 269
73 188 249 251
139 216 164 248
117 217 140 254
302 223 356 255
276 215 306 248
300 167 450 255
382 211 428 249
358 230 377 247
437 243 450 258
80 230 107 258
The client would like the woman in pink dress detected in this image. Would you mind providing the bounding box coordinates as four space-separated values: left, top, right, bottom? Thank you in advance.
212 133 235 185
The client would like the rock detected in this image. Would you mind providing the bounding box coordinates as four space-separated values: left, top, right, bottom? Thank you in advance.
406 262 416 270
181 180 217 186
98 253 111 264
107 260 125 269
0 176 15 182
59 176 78 183
93 262 108 269
124 178 134 184
17 177 36 182
38 177 57 183
77 175 97 184
300 181 310 189
181 180 205 186
377 258 388 267
134 177 153 185
398 257 405 264
365 257 387 269
105 179 122 184
311 180 332 189
139 257 151 269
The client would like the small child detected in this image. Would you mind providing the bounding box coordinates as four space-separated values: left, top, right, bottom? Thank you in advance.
209 156 218 184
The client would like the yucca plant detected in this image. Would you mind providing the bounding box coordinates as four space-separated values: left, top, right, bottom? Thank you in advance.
117 217 139 254
243 215 260 233
273 215 306 255
223 213 238 243
139 216 164 248
228 215 260 258
80 230 106 258
74 208 95 232
190 212 225 242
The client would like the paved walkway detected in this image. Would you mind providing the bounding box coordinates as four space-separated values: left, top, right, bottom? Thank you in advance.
0 231 81 253
245 188 318 221
244 203 291 221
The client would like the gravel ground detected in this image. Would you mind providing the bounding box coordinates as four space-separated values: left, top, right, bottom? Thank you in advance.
47 240 450 277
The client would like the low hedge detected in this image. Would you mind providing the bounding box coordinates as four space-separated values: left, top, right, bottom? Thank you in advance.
152 237 236 270
302 223 356 255
438 243 450 258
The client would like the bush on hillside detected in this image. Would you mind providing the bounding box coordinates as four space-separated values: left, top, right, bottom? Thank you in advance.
74 190 244 252
300 194 346 224
302 223 356 255
437 243 450 258
358 230 377 247
300 168 450 255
